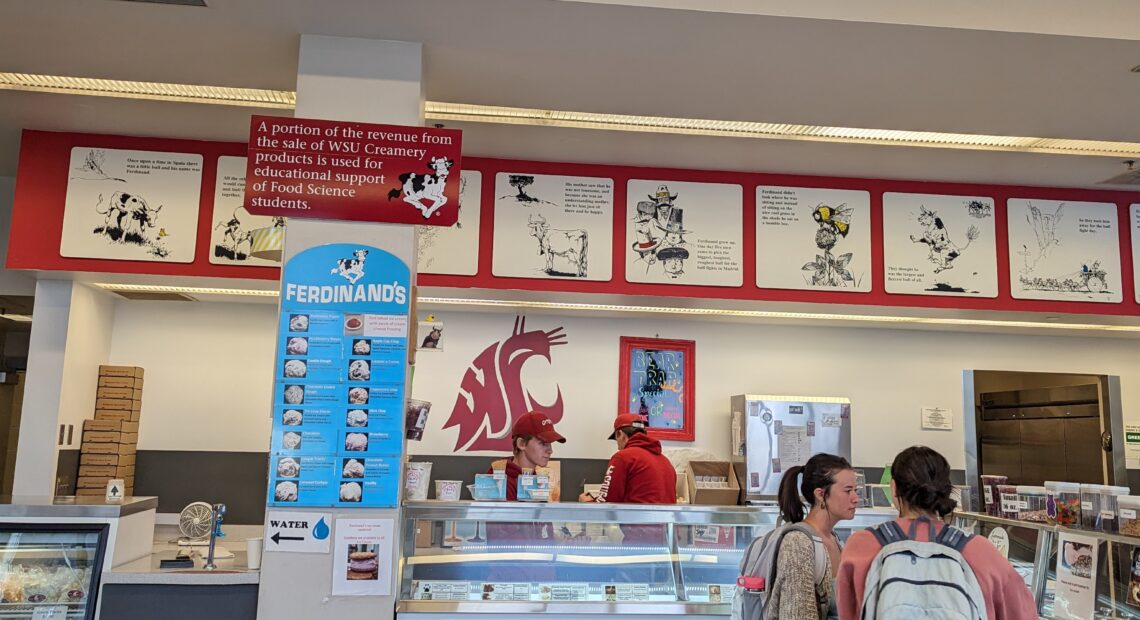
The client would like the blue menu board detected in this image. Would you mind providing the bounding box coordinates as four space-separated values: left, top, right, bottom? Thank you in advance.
267 244 410 508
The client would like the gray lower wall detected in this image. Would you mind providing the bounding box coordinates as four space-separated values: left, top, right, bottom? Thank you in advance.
100 584 258 619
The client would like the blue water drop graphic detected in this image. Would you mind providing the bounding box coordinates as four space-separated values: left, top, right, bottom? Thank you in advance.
313 517 330 540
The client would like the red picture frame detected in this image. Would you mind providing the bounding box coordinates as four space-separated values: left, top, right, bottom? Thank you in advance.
617 337 696 442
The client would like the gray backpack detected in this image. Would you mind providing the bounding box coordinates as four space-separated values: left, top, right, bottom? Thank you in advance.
732 522 829 620
859 517 987 620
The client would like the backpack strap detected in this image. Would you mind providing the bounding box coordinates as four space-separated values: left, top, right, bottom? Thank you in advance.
933 523 975 552
869 520 906 547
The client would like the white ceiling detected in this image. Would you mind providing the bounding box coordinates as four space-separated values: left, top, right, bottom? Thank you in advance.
2 0 1140 188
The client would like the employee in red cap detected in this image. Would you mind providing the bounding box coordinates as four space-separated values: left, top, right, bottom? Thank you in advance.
488 411 566 501
579 413 676 504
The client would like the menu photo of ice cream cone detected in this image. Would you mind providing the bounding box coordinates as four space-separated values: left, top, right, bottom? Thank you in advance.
346 544 379 581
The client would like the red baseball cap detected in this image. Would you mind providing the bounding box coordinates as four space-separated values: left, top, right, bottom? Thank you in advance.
511 412 566 443
607 413 648 440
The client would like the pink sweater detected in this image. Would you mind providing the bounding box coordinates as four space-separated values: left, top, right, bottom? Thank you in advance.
836 518 1038 620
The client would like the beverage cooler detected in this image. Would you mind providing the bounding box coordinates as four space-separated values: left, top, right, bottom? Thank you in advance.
0 524 108 619
730 394 852 501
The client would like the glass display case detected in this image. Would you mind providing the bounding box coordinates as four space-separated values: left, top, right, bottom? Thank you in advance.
399 501 896 618
955 510 1140 620
0 523 108 620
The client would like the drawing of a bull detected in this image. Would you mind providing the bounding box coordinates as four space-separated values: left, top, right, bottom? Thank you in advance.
94 191 161 243
331 249 369 284
386 157 453 219
528 214 588 277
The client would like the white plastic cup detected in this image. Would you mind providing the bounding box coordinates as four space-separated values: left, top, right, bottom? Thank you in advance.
246 537 263 570
435 479 462 501
405 462 433 500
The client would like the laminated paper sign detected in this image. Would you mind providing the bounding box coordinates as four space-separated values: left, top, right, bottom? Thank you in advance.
267 244 409 508
1053 531 1098 620
245 115 462 226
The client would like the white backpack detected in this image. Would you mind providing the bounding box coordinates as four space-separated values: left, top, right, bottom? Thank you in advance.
732 522 830 620
860 516 988 620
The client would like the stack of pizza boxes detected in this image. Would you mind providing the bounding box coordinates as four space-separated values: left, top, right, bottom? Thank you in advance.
76 365 143 497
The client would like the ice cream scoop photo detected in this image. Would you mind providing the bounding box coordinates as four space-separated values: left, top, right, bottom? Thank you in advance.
343 459 365 478
284 385 305 405
275 481 298 502
289 315 309 332
353 339 371 355
348 387 368 404
282 432 302 450
346 409 368 427
348 359 371 381
277 458 300 478
345 433 368 451
282 409 303 426
340 481 363 502
286 337 308 355
284 360 307 378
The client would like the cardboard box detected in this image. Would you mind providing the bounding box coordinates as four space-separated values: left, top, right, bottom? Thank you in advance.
96 387 143 400
79 465 134 478
414 520 434 548
98 376 144 389
80 453 135 467
82 430 124 443
80 442 136 455
83 419 139 434
685 461 741 506
77 476 111 489
119 432 138 445
99 365 145 379
94 410 140 422
95 398 141 412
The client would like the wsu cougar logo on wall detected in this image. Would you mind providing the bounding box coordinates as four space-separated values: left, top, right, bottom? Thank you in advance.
444 316 568 451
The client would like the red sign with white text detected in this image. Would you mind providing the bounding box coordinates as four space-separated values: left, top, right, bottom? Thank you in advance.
244 115 462 226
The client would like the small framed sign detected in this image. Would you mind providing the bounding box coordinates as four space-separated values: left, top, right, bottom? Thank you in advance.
617 337 696 441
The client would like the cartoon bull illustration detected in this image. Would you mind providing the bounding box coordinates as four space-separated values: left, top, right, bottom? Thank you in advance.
95 191 161 243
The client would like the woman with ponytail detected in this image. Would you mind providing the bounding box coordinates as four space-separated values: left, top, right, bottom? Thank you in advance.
764 453 859 619
836 446 1036 620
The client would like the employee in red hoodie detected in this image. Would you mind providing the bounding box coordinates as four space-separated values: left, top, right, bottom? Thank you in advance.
488 411 566 501
583 413 676 504
579 414 676 545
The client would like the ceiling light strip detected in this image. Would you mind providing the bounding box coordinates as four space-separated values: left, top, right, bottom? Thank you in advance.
3 72 1139 156
424 102 1140 157
0 73 295 109
90 283 1140 332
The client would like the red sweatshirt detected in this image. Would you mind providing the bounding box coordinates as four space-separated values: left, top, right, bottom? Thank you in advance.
596 433 676 504
836 518 1038 620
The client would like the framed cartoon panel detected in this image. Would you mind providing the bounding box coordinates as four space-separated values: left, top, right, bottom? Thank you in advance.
617 337 695 442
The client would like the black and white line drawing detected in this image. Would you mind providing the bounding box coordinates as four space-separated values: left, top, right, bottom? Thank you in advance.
1017 202 1064 275
630 185 692 277
499 175 557 207
93 191 168 257
213 207 256 260
910 205 980 274
418 174 469 269
1019 260 1110 295
71 150 126 182
527 213 588 277
386 156 454 219
966 200 992 219
802 203 855 287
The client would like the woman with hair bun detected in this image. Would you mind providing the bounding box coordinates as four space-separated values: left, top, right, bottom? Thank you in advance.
765 453 860 619
836 446 1036 620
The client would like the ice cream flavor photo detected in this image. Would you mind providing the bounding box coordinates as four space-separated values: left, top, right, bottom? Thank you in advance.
284 359 307 378
340 481 363 502
348 359 371 381
275 481 298 502
343 458 365 479
282 432 302 450
276 457 300 478
284 384 305 405
288 314 309 332
348 387 369 404
286 337 308 355
352 339 371 355
345 433 368 451
346 409 368 427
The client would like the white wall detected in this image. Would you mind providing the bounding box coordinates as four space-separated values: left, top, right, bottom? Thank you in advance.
58 283 115 434
103 300 1140 470
108 300 276 452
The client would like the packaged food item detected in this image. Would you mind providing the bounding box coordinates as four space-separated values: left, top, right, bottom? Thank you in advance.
1118 495 1140 537
1099 485 1130 532
997 484 1019 520
1045 481 1082 526
980 474 1008 516
1081 484 1105 529
1016 486 1048 522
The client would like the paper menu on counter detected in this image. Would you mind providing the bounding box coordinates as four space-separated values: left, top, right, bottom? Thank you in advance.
1053 531 1098 619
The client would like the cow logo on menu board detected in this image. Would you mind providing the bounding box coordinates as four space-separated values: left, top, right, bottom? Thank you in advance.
444 316 568 451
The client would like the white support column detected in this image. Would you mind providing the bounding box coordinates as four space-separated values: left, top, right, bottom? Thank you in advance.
256 37 422 620
13 280 115 495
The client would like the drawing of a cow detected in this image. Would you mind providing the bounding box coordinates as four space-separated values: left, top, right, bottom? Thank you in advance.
331 249 369 284
386 157 453 219
527 214 588 277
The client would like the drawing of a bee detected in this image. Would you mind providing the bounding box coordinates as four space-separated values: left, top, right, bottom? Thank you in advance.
812 203 853 237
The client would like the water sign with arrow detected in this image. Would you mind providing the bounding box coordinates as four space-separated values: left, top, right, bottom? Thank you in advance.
265 511 332 553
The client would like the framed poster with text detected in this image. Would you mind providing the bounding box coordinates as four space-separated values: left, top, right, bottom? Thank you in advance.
617 337 695 442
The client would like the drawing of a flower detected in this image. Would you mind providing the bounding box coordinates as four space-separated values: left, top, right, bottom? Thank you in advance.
815 227 837 251
802 252 854 286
